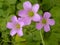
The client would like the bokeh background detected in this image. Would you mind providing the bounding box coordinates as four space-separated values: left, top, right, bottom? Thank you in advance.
0 0 60 45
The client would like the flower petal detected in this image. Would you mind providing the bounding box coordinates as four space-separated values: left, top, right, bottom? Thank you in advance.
18 21 24 27
10 29 17 36
11 16 17 22
32 4 39 13
17 28 23 36
44 24 50 32
23 1 32 10
32 14 41 22
43 12 51 19
23 17 31 25
18 10 27 17
48 19 55 26
18 17 31 25
36 23 43 30
6 22 13 29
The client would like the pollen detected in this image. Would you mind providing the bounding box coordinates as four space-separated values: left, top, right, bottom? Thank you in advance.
16 23 20 29
28 11 34 17
42 18 46 24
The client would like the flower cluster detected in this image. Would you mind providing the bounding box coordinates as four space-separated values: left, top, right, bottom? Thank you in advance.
6 1 55 36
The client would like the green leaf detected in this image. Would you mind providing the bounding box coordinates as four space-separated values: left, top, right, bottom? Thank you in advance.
42 0 60 11
32 31 41 41
0 15 14 31
1 5 15 17
15 35 26 42
42 0 55 11
13 35 27 45
0 2 3 8
0 0 4 2
17 3 23 10
27 42 40 45
38 10 43 15
50 7 60 33
44 6 60 45
53 0 60 6
29 0 38 4
20 0 38 4
0 9 4 17
2 4 9 11
45 33 58 45
5 0 17 4
7 5 15 14
20 0 28 3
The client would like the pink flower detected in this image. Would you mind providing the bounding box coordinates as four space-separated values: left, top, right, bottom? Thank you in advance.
6 16 24 36
18 1 41 25
36 12 55 32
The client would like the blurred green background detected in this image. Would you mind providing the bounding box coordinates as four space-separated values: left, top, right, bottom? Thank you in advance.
0 0 60 45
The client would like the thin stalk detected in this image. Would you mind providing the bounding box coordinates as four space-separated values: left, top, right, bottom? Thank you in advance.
40 30 45 45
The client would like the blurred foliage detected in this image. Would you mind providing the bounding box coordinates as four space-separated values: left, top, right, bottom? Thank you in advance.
0 0 60 45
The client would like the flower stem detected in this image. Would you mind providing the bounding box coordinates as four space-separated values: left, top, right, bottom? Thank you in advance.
40 30 45 45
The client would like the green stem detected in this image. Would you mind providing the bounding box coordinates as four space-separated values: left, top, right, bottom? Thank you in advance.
40 30 45 45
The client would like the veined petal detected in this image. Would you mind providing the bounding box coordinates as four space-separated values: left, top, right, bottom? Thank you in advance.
6 22 13 29
23 1 32 10
17 28 23 36
23 17 31 25
36 23 43 30
32 4 39 13
18 17 31 25
43 12 51 19
10 29 17 36
32 14 41 22
44 24 50 32
18 21 24 27
11 16 17 22
48 19 55 26
18 10 27 17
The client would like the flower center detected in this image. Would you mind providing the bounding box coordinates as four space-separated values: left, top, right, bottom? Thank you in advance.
16 23 20 29
28 11 34 17
42 18 46 24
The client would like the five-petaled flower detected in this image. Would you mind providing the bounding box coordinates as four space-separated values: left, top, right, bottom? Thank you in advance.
18 1 41 25
6 1 56 37
6 16 24 36
36 12 55 32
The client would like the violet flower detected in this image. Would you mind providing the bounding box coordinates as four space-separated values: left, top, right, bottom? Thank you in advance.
36 12 55 32
6 16 24 36
18 1 41 25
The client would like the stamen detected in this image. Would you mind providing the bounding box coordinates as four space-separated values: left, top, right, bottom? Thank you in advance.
28 11 34 17
42 18 46 24
16 23 20 29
